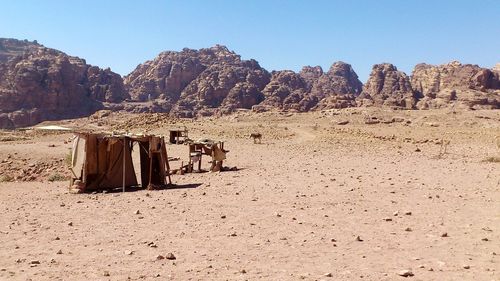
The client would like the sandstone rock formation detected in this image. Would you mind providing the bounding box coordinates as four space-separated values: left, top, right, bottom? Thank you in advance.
259 70 310 111
310 62 363 110
125 45 270 117
258 62 362 112
412 61 500 109
1 37 499 129
357 63 416 109
0 39 128 128
492 63 500 73
171 57 270 117
0 38 41 63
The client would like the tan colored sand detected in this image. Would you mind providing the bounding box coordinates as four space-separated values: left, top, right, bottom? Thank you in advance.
0 108 499 280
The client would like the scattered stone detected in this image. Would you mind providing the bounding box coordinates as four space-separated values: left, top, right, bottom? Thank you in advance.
56 249 63 254
336 120 349 125
324 272 333 277
441 232 448 237
165 253 176 260
30 260 40 265
462 264 470 269
355 236 363 242
405 227 413 232
134 210 141 215
383 217 393 221
240 269 247 274
220 215 226 219
67 222 73 226
156 255 165 260
397 270 414 277
103 271 110 277
481 237 489 241
393 211 399 216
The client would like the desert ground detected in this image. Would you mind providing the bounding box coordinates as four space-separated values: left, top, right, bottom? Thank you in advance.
0 108 499 281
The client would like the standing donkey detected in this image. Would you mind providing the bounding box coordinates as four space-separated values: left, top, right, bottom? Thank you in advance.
250 133 262 144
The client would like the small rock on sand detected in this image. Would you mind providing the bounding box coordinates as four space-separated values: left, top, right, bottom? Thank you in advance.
397 270 414 277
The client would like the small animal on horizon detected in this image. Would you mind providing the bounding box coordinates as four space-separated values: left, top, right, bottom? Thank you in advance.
250 133 262 144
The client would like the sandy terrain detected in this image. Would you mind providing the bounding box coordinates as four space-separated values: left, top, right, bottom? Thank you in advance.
0 108 499 281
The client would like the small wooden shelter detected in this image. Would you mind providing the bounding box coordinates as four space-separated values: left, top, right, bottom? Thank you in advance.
70 132 171 193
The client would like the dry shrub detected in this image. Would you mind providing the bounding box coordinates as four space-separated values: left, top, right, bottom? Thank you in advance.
483 156 500 163
48 173 68 182
0 174 14 182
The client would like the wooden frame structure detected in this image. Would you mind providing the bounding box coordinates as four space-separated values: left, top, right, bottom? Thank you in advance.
169 127 189 144
187 140 227 173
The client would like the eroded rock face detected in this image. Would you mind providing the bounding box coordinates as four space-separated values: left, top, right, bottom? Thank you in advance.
357 63 416 109
0 39 128 128
492 63 500 74
412 61 500 109
260 70 310 111
125 45 271 117
0 38 41 63
310 62 363 110
257 62 363 112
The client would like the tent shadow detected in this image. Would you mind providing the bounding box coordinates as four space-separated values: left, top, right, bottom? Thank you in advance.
164 183 202 190
86 183 202 194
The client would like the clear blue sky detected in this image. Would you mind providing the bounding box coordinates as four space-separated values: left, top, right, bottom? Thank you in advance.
1 0 499 81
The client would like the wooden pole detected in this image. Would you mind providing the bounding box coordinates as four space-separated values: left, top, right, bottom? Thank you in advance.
122 137 126 192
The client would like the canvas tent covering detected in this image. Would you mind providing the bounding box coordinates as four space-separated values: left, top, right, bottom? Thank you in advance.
70 133 171 192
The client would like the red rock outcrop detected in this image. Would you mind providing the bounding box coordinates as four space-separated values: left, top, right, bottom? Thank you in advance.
310 62 363 110
0 39 128 128
0 38 41 63
259 70 310 111
125 45 271 117
412 61 500 109
357 63 417 109
258 62 363 112
2 38 499 129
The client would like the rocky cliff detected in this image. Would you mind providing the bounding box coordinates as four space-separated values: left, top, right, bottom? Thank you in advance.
258 62 363 112
124 45 270 117
0 38 128 128
411 61 500 109
310 62 363 110
357 63 417 109
1 38 499 129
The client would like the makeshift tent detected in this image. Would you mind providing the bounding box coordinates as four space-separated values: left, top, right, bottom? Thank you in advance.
70 133 171 192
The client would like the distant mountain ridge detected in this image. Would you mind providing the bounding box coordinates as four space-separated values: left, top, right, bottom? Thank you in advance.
0 38 128 128
0 38 498 128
